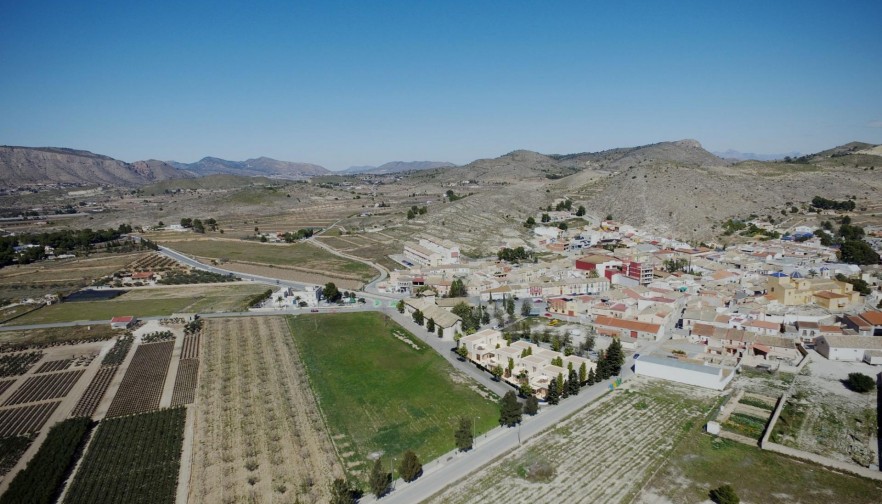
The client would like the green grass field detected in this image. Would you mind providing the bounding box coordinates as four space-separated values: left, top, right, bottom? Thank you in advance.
158 239 377 281
644 428 882 503
12 284 268 324
288 312 499 474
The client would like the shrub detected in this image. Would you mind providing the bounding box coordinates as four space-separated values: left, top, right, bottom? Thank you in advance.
709 484 739 504
845 373 875 393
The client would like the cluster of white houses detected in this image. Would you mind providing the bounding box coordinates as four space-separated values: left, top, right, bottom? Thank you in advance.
459 329 595 399
386 221 882 391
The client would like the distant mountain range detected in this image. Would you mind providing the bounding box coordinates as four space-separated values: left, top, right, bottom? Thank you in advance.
338 161 456 175
712 149 802 161
0 146 191 188
168 156 329 179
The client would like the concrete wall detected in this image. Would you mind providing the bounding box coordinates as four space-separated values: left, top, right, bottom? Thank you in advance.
635 359 729 390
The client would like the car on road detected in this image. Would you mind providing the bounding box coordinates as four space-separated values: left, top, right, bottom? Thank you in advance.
544 312 552 317
633 353 640 360
310 308 319 313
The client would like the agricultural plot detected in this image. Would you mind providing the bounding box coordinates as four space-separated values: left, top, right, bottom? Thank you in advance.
70 366 119 418
288 312 499 474
141 330 175 344
0 417 91 504
769 362 879 468
0 435 32 479
428 381 716 504
101 335 133 366
0 401 60 437
170 359 198 406
161 238 377 282
638 429 882 504
0 352 42 377
105 341 174 417
35 358 74 373
0 380 13 396
64 408 186 504
14 298 195 324
190 316 342 504
0 326 116 351
126 253 183 272
0 253 142 300
181 334 199 359
3 369 84 405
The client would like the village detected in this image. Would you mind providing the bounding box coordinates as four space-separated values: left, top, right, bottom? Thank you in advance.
377 206 882 395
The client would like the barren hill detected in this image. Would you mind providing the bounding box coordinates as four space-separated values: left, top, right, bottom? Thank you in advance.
385 139 881 247
0 146 190 188
172 156 329 179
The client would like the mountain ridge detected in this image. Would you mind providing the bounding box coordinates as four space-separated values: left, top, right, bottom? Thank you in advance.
0 146 191 188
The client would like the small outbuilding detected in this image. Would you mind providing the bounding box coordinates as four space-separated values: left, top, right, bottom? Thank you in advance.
110 316 135 330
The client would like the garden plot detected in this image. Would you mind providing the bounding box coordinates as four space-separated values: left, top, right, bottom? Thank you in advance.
427 380 717 504
189 316 343 504
769 357 878 468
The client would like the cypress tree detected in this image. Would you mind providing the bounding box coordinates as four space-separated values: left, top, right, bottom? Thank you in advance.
547 378 560 405
454 417 473 451
568 369 580 396
398 450 423 482
498 391 523 427
587 367 596 386
369 458 391 498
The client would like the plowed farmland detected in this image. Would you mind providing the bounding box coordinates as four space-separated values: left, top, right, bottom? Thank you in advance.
189 317 342 504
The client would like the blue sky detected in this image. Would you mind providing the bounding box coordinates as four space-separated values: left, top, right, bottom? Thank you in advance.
1 1 880 170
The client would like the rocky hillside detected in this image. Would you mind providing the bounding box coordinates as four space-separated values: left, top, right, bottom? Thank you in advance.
0 146 190 188
388 139 881 246
565 142 882 240
172 156 329 179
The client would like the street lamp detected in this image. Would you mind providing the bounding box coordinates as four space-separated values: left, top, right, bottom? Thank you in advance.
473 416 480 447
390 457 396 490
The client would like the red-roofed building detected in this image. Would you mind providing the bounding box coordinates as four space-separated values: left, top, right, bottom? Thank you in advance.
110 316 135 329
593 315 663 341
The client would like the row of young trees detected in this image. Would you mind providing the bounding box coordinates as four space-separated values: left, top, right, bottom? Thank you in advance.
330 450 425 502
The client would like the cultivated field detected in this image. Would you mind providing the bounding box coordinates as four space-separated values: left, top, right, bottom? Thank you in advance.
189 316 343 504
157 238 377 283
0 326 116 351
0 401 60 437
12 283 268 324
64 408 186 504
105 341 174 417
0 417 91 504
70 366 119 418
638 427 882 504
288 312 499 476
2 369 84 405
428 380 717 504
0 253 145 300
